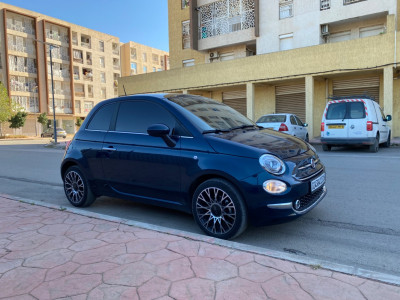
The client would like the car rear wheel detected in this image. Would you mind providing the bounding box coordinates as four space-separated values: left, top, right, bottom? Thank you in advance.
322 144 331 151
192 179 247 240
369 135 379 153
63 166 96 207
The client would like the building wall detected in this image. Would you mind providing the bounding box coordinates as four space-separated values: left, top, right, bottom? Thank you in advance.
120 41 169 77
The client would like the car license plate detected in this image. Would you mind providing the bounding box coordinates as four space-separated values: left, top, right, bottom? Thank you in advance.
328 125 344 129
311 173 326 192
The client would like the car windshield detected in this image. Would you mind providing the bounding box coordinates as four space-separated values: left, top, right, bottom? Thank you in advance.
56 127 64 131
165 94 256 132
326 102 366 120
257 115 286 123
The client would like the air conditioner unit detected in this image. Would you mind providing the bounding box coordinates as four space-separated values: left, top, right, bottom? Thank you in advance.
321 24 330 36
209 51 219 59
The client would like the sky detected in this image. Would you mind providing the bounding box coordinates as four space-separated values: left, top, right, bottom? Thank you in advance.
2 0 170 52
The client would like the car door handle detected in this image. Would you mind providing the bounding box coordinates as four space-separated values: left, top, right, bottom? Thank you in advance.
102 146 117 151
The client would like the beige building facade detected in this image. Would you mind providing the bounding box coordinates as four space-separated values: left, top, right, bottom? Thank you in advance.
120 0 400 139
120 41 169 78
0 2 169 136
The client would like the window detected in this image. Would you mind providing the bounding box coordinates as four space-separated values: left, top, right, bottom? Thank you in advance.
115 101 176 134
99 40 104 52
152 54 159 64
182 20 190 49
295 116 304 126
101 87 106 99
279 33 293 51
343 0 366 5
279 0 293 19
87 103 116 131
359 25 385 38
130 62 137 70
152 67 156 72
320 0 330 10
84 101 94 113
183 59 195 67
220 52 235 61
181 0 189 9
100 72 106 83
99 56 105 68
143 66 147 73
326 102 366 120
329 31 351 43
290 115 297 125
131 48 137 59
142 52 147 62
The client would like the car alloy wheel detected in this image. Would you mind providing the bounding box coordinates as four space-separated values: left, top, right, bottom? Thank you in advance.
63 166 96 207
193 179 247 239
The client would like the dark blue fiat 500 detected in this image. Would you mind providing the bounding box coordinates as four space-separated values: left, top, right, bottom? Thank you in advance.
61 94 327 239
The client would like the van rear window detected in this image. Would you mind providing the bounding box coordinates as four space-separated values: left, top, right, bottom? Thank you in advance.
326 102 365 120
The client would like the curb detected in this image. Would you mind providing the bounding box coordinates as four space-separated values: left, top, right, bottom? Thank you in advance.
3 193 400 287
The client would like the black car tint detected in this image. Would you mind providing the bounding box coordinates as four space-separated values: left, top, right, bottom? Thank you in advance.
87 103 117 131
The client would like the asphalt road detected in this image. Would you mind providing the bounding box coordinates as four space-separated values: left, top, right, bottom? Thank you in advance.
1 140 399 279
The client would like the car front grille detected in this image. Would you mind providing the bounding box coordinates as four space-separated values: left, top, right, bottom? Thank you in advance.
294 186 325 213
291 154 323 181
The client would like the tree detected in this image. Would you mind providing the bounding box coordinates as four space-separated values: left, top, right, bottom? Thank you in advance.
37 113 48 129
75 117 83 128
0 82 13 137
9 111 28 133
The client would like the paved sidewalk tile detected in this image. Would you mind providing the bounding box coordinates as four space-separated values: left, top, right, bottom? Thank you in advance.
0 197 399 300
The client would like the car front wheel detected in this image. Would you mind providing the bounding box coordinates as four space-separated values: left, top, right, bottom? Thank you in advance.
192 179 247 240
63 166 96 207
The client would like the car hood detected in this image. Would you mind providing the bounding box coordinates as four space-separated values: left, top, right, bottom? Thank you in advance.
205 128 309 159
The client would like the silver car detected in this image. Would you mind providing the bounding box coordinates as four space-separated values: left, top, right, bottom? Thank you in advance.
257 114 309 142
41 127 67 138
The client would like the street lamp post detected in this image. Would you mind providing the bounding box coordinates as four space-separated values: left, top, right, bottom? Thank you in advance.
34 39 59 143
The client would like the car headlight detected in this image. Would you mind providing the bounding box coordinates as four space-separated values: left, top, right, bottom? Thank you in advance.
259 154 286 175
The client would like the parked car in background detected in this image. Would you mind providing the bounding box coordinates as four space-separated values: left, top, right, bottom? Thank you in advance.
61 94 327 240
321 96 391 152
256 113 309 142
41 127 67 138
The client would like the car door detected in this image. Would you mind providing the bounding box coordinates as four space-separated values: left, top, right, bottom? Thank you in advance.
294 115 307 140
289 115 298 137
101 100 184 204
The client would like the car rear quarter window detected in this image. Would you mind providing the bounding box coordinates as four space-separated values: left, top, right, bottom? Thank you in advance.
87 103 117 131
290 115 297 125
115 101 178 134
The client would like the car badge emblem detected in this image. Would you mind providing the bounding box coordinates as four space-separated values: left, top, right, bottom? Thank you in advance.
310 159 316 169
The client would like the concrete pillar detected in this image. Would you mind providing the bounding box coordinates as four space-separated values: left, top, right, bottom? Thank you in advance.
305 76 315 139
383 66 394 117
246 82 255 120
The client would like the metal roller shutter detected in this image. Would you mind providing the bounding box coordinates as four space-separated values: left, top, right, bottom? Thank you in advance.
275 84 306 121
222 90 247 116
333 77 380 103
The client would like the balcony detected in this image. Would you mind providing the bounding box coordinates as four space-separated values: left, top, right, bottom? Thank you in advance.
197 0 256 50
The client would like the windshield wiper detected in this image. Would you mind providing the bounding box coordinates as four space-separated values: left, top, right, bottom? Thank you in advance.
230 125 258 131
202 129 230 134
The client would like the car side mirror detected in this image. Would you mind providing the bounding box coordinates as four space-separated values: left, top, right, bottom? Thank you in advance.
147 124 177 148
385 115 392 122
303 123 308 127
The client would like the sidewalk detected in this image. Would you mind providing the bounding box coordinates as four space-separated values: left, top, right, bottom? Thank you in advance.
0 196 399 299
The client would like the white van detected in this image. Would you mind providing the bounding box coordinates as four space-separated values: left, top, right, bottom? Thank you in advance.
321 97 392 152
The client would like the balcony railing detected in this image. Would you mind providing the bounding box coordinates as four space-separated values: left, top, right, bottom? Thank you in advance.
343 0 366 5
81 41 91 48
198 0 255 40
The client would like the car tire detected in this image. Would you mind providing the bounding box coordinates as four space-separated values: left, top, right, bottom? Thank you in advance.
305 134 309 142
192 179 247 240
382 132 391 148
63 166 96 207
369 136 379 153
322 144 331 151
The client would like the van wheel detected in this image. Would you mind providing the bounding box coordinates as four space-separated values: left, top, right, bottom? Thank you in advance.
383 132 391 148
192 179 247 240
322 144 331 151
369 136 379 153
63 166 96 207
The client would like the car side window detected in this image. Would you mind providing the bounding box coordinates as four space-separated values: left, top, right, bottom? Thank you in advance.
295 116 304 126
115 101 190 136
290 115 297 125
87 103 117 131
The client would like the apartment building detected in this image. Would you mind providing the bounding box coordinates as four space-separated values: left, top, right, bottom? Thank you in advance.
0 2 169 136
120 0 400 139
120 41 169 77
